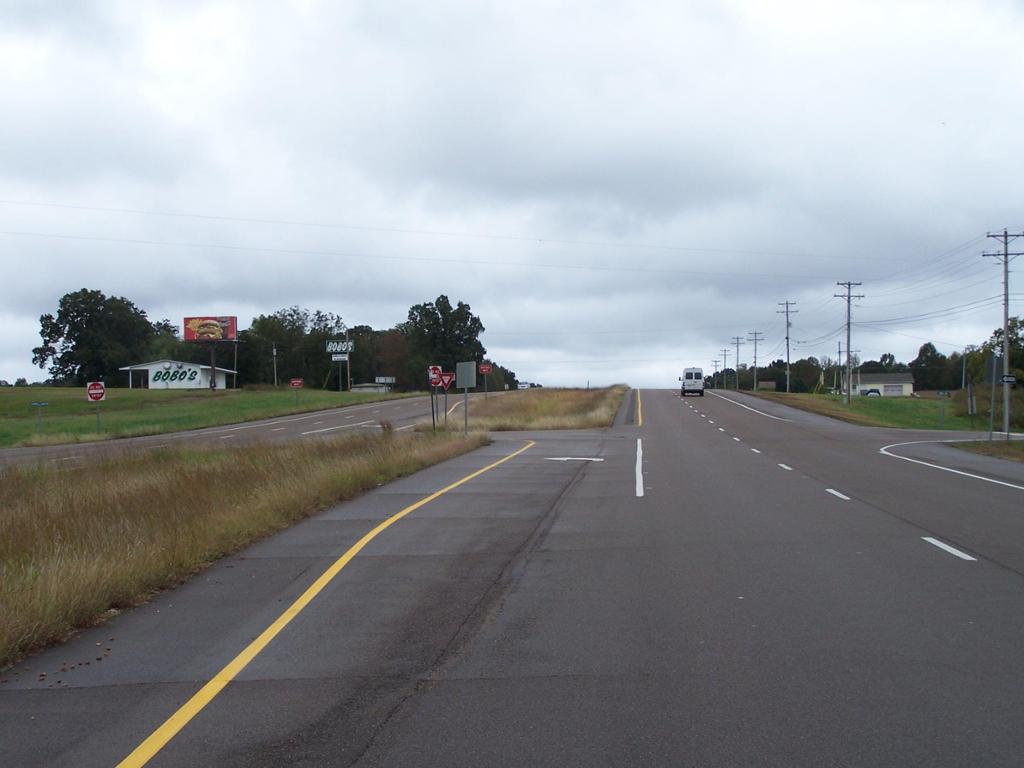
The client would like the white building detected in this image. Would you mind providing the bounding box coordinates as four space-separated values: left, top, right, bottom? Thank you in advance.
850 372 915 397
119 359 236 390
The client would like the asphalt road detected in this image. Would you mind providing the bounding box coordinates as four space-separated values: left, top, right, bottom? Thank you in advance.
2 389 1023 766
0 392 477 469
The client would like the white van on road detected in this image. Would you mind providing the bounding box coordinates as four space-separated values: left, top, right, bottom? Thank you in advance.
680 368 705 397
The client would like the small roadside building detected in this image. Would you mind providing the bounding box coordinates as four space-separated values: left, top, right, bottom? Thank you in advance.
851 372 914 397
119 360 236 390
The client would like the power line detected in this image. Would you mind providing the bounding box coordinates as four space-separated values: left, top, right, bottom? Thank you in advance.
0 229 835 282
0 198 899 262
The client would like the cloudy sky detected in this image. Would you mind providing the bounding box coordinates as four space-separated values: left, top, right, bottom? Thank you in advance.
2 0 1022 388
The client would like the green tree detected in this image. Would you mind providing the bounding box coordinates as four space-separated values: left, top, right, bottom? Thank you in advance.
909 342 950 391
32 289 155 385
401 295 486 386
237 307 347 389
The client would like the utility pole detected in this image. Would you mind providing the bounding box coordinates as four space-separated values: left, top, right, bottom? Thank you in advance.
748 330 764 392
983 229 1023 438
712 359 720 388
777 301 797 393
720 348 730 390
732 336 745 390
835 281 864 405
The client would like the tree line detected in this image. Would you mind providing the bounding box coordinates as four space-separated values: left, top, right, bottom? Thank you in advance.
710 318 1023 393
30 289 519 392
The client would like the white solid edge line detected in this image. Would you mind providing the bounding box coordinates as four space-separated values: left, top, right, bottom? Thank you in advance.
879 440 1024 492
922 537 977 561
635 438 644 498
706 391 791 421
778 463 793 471
826 488 850 500
302 420 375 435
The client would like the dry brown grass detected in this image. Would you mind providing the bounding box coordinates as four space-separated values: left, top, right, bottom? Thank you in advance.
453 386 627 431
0 432 486 667
953 439 1024 463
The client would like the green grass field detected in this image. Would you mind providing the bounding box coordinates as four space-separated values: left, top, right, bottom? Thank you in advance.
749 391 983 431
0 386 415 448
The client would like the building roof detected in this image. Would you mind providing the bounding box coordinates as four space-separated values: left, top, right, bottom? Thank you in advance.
856 372 914 384
118 359 236 374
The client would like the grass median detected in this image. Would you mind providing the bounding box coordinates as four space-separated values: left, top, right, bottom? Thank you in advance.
431 385 627 431
0 431 486 668
0 386 417 448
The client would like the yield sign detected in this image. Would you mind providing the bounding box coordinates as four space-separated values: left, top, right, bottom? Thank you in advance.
439 372 455 391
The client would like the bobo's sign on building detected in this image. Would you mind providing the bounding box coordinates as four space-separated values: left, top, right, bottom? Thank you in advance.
184 316 238 342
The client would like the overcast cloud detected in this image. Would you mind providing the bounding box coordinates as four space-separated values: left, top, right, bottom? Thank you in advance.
2 0 1022 387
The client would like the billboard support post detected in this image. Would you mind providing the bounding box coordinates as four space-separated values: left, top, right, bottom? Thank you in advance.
209 344 217 390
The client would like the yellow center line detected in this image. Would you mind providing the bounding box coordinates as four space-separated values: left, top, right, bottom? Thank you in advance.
116 439 536 768
636 388 643 427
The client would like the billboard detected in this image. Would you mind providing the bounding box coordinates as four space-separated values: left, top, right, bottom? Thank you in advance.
184 316 237 342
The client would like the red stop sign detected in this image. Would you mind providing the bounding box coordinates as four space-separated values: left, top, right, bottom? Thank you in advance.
86 381 106 402
290 378 304 388
479 364 492 374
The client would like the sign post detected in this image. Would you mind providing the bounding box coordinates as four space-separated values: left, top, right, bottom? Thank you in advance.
479 363 492 399
456 362 477 436
428 366 442 432
31 401 48 433
290 377 303 406
327 337 353 392
86 381 106 432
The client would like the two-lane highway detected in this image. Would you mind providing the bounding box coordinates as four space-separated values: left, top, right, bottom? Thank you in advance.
2 389 1023 766
0 393 482 469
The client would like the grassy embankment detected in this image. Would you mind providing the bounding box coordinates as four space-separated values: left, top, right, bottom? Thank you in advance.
749 391 984 431
748 390 1024 463
436 385 628 431
0 431 486 668
0 386 415 448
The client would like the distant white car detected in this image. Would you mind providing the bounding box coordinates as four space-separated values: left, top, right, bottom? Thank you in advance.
517 382 530 390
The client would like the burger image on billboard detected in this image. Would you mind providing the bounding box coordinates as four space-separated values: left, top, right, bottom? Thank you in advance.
184 316 237 342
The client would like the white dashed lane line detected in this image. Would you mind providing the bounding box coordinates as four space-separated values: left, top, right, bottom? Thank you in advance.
778 463 793 471
718 428 725 433
826 488 850 500
732 437 741 442
271 427 286 432
922 537 977 561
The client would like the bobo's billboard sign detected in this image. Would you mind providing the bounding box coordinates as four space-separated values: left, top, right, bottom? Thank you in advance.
184 316 237 342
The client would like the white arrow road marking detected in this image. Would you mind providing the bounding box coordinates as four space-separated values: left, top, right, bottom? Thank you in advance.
545 457 605 462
